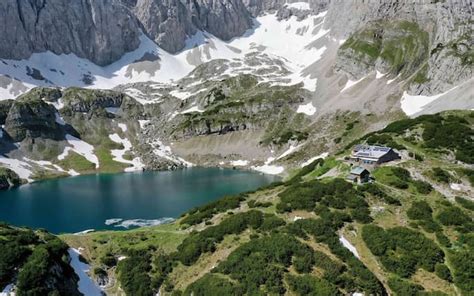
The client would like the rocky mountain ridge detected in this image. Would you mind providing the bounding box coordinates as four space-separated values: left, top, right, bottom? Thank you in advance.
0 0 472 184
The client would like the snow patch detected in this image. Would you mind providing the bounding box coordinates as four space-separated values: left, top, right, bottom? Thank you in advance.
68 169 80 176
138 120 150 129
68 248 103 296
252 164 284 175
59 134 99 169
277 144 302 160
118 123 128 132
285 2 311 10
1 283 15 295
109 133 144 172
150 138 193 167
450 183 462 191
169 90 194 100
252 157 284 175
0 156 33 181
55 112 66 125
341 76 365 93
23 158 68 174
180 106 204 114
400 84 460 116
118 256 127 261
105 107 120 114
386 74 401 85
375 71 386 79
104 217 175 228
73 229 95 235
301 152 329 167
296 102 316 116
105 218 123 225
339 235 360 259
230 160 249 166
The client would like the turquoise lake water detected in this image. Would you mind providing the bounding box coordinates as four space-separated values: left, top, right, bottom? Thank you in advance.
0 168 278 233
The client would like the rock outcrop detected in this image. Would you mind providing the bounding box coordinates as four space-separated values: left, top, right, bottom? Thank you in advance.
4 97 63 142
328 0 473 95
0 167 22 190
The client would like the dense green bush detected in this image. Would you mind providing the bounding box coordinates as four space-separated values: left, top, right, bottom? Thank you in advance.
366 134 405 150
387 277 424 296
435 231 451 248
152 254 175 288
100 253 117 267
361 225 390 256
247 200 272 208
435 263 452 282
289 158 325 182
407 201 433 221
421 117 474 164
376 167 411 189
293 251 315 273
448 250 474 294
461 168 474 186
414 154 424 161
0 225 80 294
359 183 401 205
286 274 341 296
16 236 75 296
277 178 372 223
436 206 471 226
175 211 264 265
117 249 154 296
406 201 442 233
0 239 34 288
180 194 245 226
313 251 345 282
412 180 433 194
259 214 286 231
215 233 315 294
285 219 384 295
455 196 474 211
16 247 53 296
432 168 451 183
184 274 243 296
382 113 474 163
362 225 444 277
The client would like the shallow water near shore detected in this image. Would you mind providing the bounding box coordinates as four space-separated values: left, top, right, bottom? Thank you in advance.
0 168 278 233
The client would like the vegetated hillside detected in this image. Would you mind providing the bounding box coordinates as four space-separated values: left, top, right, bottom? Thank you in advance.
0 223 81 295
61 111 474 295
3 111 473 295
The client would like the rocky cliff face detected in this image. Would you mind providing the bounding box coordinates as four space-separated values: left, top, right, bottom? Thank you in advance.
0 0 142 66
0 167 22 190
131 0 253 53
0 0 256 63
4 96 64 142
328 0 473 95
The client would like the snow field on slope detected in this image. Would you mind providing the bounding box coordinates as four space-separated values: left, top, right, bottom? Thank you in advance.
0 12 330 99
58 135 100 169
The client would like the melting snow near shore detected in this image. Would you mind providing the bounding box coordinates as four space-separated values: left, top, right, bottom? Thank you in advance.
68 248 103 296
